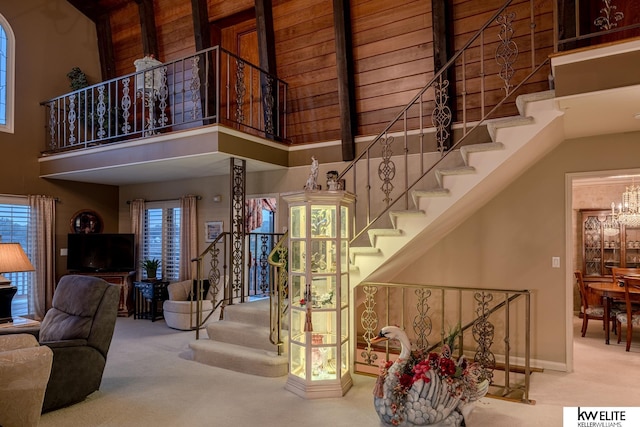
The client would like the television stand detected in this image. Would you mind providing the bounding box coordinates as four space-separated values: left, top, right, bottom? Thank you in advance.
75 271 136 317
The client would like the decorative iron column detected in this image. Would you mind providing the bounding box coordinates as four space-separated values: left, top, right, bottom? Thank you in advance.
229 157 246 303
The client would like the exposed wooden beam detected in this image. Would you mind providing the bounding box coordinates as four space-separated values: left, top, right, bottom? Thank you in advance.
431 0 456 150
66 0 101 22
190 0 216 124
255 0 276 74
255 0 279 140
134 0 159 58
333 0 356 161
96 13 116 80
67 1 116 81
191 0 212 51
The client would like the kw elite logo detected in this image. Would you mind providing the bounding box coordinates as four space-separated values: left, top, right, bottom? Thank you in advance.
564 407 640 427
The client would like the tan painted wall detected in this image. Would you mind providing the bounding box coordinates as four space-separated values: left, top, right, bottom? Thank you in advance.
0 1 118 279
380 130 640 366
117 131 640 367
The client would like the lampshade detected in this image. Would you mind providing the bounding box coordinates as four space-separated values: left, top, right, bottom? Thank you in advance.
0 243 35 275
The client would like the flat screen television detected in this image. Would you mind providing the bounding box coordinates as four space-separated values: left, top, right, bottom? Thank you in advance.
67 233 136 273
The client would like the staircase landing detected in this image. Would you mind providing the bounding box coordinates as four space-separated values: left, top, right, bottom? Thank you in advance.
189 299 288 377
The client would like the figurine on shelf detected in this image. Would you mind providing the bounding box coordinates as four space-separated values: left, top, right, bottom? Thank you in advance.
326 170 340 191
305 156 320 190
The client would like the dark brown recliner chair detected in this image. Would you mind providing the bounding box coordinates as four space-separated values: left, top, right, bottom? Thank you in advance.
39 275 119 412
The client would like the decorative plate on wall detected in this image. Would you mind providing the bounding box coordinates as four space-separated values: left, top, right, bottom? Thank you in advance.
70 210 103 234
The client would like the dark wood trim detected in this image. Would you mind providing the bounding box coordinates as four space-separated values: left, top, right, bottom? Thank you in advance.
66 0 101 22
190 0 216 124
333 0 356 161
255 0 276 74
191 0 212 51
255 0 278 140
67 0 115 80
431 0 455 149
96 13 116 80
135 0 159 58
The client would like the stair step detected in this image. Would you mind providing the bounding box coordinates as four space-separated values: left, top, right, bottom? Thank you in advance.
190 339 288 377
222 298 271 325
349 246 382 263
459 142 505 165
435 165 476 187
486 116 534 141
367 228 403 247
515 90 555 116
389 209 426 228
206 321 285 352
411 188 450 208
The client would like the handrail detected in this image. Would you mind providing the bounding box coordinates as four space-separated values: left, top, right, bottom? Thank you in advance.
337 0 515 177
357 281 532 403
41 45 288 152
337 0 551 245
193 231 229 339
267 231 288 355
192 230 284 340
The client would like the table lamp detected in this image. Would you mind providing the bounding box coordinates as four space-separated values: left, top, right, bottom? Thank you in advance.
0 243 35 322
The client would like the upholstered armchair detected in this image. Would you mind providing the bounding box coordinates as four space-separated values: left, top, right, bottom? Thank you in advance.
0 333 53 427
39 274 119 412
163 279 215 330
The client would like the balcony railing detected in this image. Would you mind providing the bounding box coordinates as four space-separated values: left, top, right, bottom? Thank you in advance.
356 282 533 403
556 0 640 51
41 46 288 153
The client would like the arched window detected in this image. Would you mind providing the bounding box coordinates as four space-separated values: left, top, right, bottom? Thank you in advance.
0 14 15 133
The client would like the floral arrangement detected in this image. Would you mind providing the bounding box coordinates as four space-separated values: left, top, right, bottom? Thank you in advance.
299 290 334 308
374 325 486 426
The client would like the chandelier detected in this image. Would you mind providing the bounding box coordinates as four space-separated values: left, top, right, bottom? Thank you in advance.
612 184 640 227
603 216 620 236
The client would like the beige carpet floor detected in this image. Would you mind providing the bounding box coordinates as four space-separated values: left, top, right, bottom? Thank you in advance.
38 315 640 427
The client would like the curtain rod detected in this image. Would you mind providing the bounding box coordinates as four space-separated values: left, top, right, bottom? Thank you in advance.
0 194 60 202
126 195 202 204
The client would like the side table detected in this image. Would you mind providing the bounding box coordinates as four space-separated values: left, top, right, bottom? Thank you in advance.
134 281 169 321
0 316 41 337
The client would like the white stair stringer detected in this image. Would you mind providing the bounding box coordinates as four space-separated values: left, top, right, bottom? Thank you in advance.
349 90 562 285
189 298 288 377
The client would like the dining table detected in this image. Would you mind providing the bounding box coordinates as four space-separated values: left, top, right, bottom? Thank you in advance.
588 276 640 344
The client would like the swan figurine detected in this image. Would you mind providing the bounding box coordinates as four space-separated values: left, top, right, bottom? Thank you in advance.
371 326 489 427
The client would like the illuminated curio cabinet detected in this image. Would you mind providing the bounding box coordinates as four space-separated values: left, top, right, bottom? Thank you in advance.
283 190 355 399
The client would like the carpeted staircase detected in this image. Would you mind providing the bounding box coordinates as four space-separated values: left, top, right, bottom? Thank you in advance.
189 298 288 377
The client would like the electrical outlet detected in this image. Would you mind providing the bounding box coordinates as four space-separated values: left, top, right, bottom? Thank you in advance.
552 256 560 268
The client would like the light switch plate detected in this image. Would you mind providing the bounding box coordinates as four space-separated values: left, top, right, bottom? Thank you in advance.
552 256 560 268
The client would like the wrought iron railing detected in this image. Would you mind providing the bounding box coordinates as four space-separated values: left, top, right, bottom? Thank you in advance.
41 46 287 153
356 282 533 403
267 231 289 356
337 0 551 245
556 0 640 51
192 231 285 339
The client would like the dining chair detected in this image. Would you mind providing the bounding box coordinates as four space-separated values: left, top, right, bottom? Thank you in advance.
611 267 640 284
616 276 640 351
575 271 617 337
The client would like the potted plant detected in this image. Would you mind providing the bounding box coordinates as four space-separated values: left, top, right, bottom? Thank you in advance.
141 258 160 280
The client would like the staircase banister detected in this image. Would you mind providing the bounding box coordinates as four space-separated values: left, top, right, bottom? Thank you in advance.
267 231 288 268
348 57 551 245
337 0 516 183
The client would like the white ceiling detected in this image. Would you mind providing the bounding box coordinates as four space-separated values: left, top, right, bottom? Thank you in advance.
556 84 640 140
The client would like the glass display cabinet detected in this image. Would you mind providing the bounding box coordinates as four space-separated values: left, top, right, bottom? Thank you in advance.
283 190 355 399
580 209 640 280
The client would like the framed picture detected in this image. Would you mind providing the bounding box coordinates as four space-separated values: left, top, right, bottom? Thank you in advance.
70 209 103 234
205 221 224 242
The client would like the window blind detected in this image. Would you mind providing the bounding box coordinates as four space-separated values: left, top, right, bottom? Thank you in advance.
143 201 181 281
0 198 32 316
